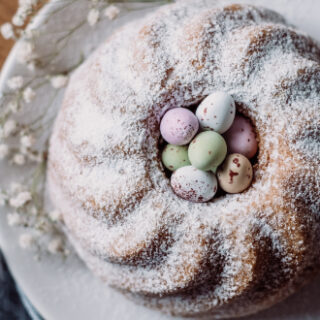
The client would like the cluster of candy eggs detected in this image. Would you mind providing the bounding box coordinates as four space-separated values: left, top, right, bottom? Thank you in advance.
160 91 258 203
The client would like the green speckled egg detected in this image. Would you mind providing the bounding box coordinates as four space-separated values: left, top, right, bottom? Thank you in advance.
188 131 227 172
162 144 191 171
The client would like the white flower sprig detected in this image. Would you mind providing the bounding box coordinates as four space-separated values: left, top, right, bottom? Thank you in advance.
0 0 174 256
0 23 15 40
104 5 120 20
87 8 100 26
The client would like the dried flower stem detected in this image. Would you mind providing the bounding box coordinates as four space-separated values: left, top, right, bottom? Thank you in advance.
0 0 174 255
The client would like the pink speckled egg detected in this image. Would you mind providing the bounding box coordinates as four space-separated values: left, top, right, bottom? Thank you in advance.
160 108 199 145
171 165 217 203
223 115 258 159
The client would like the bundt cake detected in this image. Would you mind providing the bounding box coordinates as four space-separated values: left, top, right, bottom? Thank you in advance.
47 1 320 318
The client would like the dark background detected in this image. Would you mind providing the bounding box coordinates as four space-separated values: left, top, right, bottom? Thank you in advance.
0 252 31 320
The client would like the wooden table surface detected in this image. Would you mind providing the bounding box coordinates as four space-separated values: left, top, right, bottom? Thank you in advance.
0 1 18 67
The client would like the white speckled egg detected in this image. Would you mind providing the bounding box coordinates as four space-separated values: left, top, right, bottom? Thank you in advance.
217 153 253 193
196 91 236 134
171 165 217 202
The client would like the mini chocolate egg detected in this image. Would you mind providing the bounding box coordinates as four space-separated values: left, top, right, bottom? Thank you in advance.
160 108 199 145
223 115 258 159
217 153 253 193
171 166 218 202
162 144 191 171
196 91 235 134
188 131 227 172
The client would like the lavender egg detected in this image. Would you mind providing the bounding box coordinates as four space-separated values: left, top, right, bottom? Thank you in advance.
171 166 217 202
160 108 199 145
223 115 258 159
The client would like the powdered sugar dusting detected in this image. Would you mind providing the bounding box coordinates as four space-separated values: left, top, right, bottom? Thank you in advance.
47 1 320 318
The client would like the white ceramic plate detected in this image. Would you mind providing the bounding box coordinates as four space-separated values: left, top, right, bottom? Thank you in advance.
0 1 320 319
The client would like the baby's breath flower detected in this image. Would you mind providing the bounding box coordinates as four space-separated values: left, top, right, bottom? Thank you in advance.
12 153 26 166
26 151 42 163
87 8 100 27
0 22 14 40
7 212 23 227
16 41 37 65
50 75 68 89
9 191 32 208
12 0 39 27
49 209 63 222
3 119 17 137
20 134 35 149
104 5 120 20
0 144 9 159
47 237 63 254
12 7 28 27
12 15 24 28
23 87 36 103
19 233 34 249
34 216 53 234
27 61 36 72
7 100 19 113
7 76 24 90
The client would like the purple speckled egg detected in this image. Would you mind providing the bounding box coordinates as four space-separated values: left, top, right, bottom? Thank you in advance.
160 108 199 145
171 165 217 203
223 115 258 159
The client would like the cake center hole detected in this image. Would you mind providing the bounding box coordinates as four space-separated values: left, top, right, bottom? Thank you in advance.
159 91 258 203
